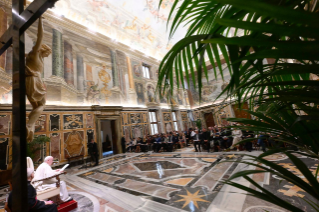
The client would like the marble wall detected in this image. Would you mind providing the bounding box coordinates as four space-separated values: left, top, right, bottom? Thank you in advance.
121 112 149 141
0 111 96 170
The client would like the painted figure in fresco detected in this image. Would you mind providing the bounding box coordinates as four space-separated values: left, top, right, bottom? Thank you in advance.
133 64 141 77
25 16 52 142
124 17 138 31
136 83 144 105
98 63 112 103
87 81 100 104
147 85 155 102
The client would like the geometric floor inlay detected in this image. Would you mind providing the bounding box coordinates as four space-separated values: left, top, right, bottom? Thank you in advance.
79 152 241 211
133 161 184 171
165 178 194 186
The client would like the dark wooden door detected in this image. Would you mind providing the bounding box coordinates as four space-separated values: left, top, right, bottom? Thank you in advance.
232 102 251 119
204 113 215 128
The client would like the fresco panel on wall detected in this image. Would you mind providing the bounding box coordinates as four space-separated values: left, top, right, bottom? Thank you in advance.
50 114 60 131
63 114 83 129
64 131 84 158
0 115 10 135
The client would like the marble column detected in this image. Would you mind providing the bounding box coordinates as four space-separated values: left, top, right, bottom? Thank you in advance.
77 54 84 93
111 50 119 87
52 29 63 77
0 8 7 71
63 41 74 85
126 56 134 89
126 56 137 105
5 47 12 74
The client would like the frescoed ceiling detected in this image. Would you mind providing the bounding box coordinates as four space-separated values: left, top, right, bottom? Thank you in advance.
50 0 186 60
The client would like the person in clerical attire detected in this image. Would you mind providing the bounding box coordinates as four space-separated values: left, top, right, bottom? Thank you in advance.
32 156 73 203
7 168 58 212
121 136 126 153
88 139 99 166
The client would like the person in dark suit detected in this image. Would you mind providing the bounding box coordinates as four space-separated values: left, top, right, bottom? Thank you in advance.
192 130 202 152
242 130 254 152
121 136 126 153
221 128 232 149
201 128 211 152
154 134 162 152
167 133 174 152
88 139 99 166
7 168 58 212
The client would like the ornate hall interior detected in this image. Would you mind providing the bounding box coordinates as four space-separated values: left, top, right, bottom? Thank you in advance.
0 0 318 212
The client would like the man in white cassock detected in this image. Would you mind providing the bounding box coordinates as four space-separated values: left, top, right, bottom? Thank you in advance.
32 156 73 202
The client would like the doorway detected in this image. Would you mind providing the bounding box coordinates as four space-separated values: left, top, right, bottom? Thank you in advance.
100 120 118 157
204 112 215 128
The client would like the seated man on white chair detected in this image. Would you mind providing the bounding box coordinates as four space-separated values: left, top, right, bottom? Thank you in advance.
33 156 73 203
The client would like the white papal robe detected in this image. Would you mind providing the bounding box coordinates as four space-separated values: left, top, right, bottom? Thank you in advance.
32 162 70 202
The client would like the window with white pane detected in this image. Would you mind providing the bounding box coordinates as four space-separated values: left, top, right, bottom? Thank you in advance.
172 111 179 131
142 64 151 79
149 111 158 135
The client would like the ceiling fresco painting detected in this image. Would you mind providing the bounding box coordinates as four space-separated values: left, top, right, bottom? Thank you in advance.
51 0 186 59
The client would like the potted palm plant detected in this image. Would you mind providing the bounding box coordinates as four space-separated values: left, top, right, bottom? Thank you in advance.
157 0 319 210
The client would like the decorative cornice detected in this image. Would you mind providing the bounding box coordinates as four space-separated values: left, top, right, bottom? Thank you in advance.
43 75 78 94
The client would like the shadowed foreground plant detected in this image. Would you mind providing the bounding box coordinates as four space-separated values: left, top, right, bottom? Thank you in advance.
157 0 319 210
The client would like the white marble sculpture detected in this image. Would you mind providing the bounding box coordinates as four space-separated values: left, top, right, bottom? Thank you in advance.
25 16 52 142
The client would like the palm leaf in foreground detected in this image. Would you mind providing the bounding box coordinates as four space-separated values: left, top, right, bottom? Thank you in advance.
222 151 319 211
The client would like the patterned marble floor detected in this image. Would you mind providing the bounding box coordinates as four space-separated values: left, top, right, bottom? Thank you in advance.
1 149 317 212
62 150 290 212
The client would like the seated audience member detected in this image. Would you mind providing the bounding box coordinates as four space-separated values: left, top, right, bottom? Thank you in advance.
146 135 153 151
166 133 173 152
135 137 142 153
152 135 158 152
242 129 254 152
154 134 162 152
172 132 179 150
141 136 147 152
7 168 58 212
32 156 72 203
201 128 210 152
221 127 232 149
213 131 222 152
257 133 267 152
178 132 185 148
127 138 136 152
231 125 243 151
162 134 169 151
192 130 202 152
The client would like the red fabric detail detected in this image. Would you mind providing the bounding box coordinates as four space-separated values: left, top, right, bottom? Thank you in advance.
57 200 77 212
30 200 38 209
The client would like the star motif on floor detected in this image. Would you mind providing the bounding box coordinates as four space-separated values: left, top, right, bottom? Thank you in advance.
175 190 209 209
227 154 237 159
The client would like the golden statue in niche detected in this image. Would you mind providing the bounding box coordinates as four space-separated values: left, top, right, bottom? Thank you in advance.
98 63 112 104
25 16 52 142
